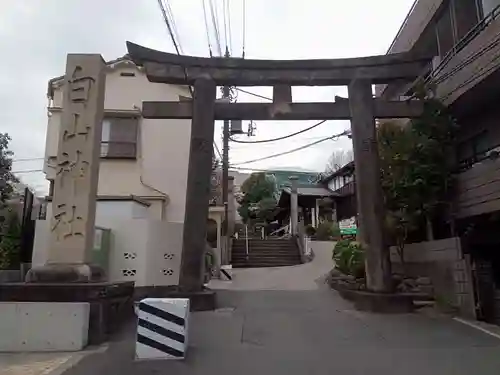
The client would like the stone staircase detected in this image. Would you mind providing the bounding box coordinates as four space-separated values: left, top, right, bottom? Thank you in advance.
231 238 302 268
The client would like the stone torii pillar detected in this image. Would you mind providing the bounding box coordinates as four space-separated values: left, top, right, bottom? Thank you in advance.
348 79 392 293
26 54 106 282
178 77 217 292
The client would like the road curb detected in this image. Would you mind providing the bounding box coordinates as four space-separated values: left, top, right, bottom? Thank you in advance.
453 317 500 340
44 343 109 375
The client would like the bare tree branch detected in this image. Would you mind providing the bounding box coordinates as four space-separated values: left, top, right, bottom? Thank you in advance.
325 149 354 173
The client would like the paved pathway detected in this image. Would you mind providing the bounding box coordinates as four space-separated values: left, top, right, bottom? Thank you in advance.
61 244 500 374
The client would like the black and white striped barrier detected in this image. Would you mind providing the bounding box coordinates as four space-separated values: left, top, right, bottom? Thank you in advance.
135 298 189 360
220 265 232 281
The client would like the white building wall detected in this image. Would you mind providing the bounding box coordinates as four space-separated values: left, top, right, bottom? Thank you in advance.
32 201 182 287
44 63 192 224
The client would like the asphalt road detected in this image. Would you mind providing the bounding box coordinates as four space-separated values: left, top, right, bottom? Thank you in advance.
60 245 500 375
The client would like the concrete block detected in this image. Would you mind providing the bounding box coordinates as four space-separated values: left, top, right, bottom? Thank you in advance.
135 298 189 360
0 302 89 352
220 264 233 281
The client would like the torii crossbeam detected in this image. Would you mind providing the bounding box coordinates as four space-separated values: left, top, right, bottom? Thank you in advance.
126 41 431 294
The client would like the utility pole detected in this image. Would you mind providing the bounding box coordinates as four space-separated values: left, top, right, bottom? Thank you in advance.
221 46 231 265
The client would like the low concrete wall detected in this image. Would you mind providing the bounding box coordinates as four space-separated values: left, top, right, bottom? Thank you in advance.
0 302 89 351
310 240 335 254
0 270 22 283
33 216 183 288
390 237 475 318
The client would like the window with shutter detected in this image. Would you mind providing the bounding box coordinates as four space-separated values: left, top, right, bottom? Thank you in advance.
101 117 138 159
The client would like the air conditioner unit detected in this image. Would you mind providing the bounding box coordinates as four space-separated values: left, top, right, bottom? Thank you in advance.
230 119 244 135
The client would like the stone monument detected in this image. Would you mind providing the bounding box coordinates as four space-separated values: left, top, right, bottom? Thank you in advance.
26 54 106 282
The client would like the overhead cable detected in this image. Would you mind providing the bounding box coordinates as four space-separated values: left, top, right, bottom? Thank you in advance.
156 0 193 97
230 130 350 166
13 157 44 162
164 0 184 54
157 0 182 55
201 0 213 57
236 88 273 101
242 0 246 58
230 120 327 144
12 169 44 174
223 0 229 52
209 0 223 56
227 0 233 54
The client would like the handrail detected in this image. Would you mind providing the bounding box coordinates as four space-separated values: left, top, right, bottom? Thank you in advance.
432 4 500 78
245 224 249 259
269 224 290 237
456 142 500 173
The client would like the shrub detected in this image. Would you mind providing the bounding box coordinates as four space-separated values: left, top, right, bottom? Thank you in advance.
332 240 365 278
203 243 216 283
305 224 316 236
0 210 21 270
316 221 340 240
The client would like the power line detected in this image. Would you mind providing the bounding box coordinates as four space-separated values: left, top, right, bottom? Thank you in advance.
229 165 322 174
201 0 213 57
157 0 182 56
164 0 184 54
227 0 233 55
13 157 44 162
229 135 338 146
242 0 246 58
230 120 327 143
12 169 44 174
156 0 193 97
213 141 223 159
209 0 223 56
236 88 272 101
231 130 350 166
223 0 229 51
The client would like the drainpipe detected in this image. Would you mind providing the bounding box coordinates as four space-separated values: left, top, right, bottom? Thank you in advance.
137 116 169 220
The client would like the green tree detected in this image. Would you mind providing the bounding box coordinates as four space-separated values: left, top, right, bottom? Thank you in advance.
0 210 21 270
237 173 277 224
0 133 18 207
378 89 456 254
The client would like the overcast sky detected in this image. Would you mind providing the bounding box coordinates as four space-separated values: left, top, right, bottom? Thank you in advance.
0 0 414 194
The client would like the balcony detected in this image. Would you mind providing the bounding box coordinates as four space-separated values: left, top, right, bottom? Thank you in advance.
433 5 500 106
334 181 356 197
455 154 500 218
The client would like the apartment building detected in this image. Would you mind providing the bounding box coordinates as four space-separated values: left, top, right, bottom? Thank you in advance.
379 0 500 323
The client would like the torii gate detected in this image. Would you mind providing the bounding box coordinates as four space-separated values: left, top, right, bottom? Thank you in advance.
126 41 430 294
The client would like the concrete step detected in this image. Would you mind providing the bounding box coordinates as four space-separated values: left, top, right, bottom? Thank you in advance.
233 238 293 243
232 252 300 257
232 246 297 251
232 257 301 262
232 249 297 253
232 262 300 268
233 241 293 245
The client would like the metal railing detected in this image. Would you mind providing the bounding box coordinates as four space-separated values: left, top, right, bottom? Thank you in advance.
268 224 291 239
245 225 249 259
334 181 356 196
432 4 500 79
456 143 500 173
